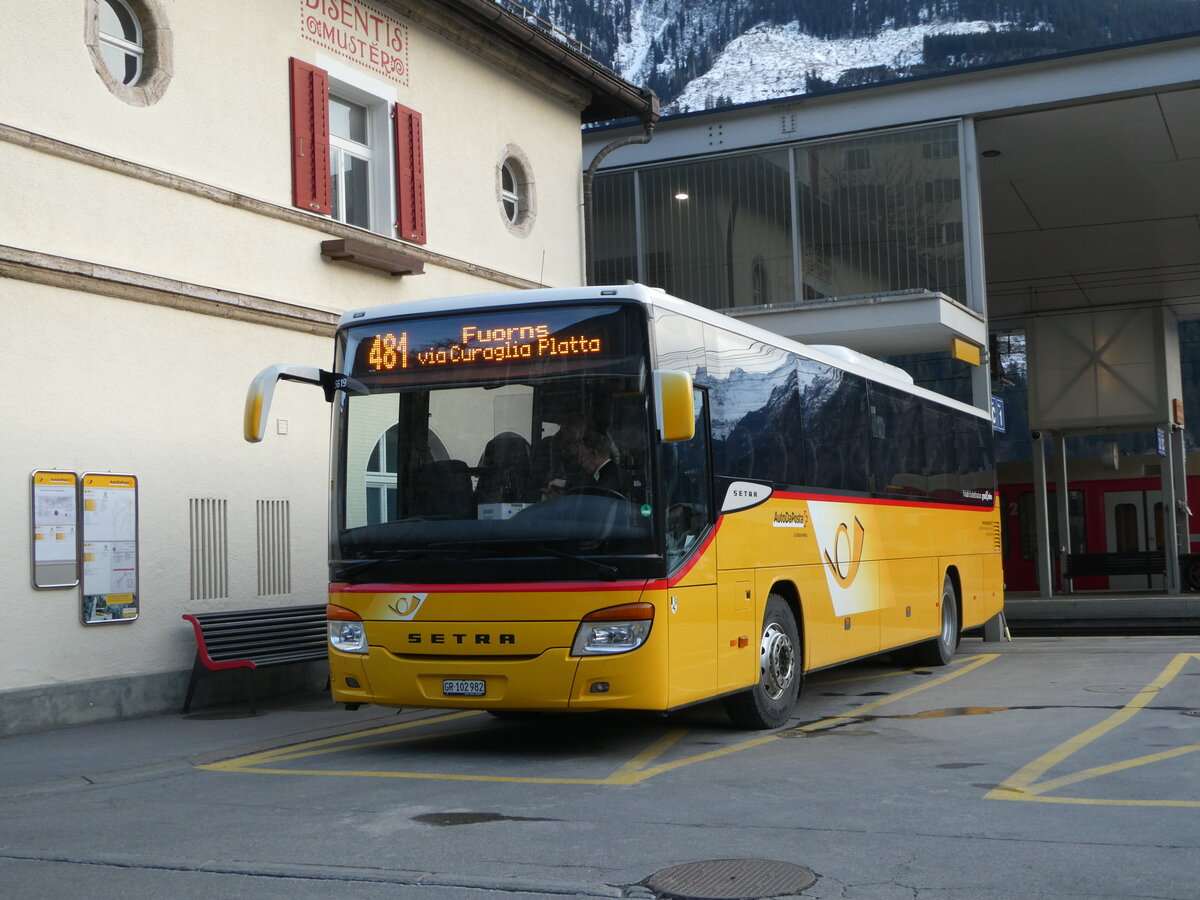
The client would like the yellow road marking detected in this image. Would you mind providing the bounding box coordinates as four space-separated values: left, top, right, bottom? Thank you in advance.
815 664 952 686
987 652 1200 807
613 654 999 783
607 729 690 780
199 711 483 771
203 654 998 784
1019 744 1200 795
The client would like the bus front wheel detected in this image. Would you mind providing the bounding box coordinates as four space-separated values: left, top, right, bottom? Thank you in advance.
912 574 959 666
724 595 801 729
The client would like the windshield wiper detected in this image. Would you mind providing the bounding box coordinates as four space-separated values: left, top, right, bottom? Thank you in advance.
428 540 619 580
333 548 466 580
531 544 619 580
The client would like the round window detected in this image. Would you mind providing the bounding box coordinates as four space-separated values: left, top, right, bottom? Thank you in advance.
97 0 142 85
86 0 172 106
501 162 520 224
496 146 535 237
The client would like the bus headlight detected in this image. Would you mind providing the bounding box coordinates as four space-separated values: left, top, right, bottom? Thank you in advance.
572 602 654 656
327 603 368 654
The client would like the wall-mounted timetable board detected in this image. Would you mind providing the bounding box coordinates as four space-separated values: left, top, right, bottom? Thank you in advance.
31 470 79 589
81 473 139 625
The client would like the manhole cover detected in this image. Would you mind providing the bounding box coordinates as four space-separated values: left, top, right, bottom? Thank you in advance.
645 859 816 899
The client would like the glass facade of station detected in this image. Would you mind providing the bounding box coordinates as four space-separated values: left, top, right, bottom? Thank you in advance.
592 122 971 314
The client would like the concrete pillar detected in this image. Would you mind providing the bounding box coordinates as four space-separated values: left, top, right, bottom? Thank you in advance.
1031 430 1053 598
1054 431 1071 592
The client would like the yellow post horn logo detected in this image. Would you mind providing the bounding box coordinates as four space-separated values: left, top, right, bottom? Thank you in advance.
824 517 865 588
387 593 427 620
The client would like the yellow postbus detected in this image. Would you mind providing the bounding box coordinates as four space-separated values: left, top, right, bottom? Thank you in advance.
246 284 1003 728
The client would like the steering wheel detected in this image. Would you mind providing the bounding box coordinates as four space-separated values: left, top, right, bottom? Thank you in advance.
564 485 625 500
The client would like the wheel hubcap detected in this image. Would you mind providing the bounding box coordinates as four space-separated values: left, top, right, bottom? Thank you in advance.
760 623 795 700
940 591 955 647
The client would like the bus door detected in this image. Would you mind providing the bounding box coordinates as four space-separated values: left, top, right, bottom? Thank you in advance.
662 389 718 708
1105 490 1164 590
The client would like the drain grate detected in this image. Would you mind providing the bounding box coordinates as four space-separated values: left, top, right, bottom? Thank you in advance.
645 858 816 899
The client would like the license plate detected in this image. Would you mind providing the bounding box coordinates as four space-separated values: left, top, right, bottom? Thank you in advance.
443 679 486 697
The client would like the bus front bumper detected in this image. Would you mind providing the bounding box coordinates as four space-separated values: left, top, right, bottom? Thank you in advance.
329 642 667 712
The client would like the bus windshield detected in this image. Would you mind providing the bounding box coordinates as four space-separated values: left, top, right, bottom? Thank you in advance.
332 303 657 583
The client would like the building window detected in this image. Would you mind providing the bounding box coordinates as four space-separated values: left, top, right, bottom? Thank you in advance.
927 221 964 246
844 147 872 170
501 161 521 223
365 425 399 525
497 145 535 237
923 138 957 160
923 178 962 204
288 59 426 243
85 0 171 105
365 425 448 524
330 95 373 229
752 257 768 305
97 0 142 84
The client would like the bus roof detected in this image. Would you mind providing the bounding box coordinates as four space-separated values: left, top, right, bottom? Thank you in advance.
339 285 987 418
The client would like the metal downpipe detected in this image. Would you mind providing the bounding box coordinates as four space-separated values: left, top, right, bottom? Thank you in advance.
583 122 654 285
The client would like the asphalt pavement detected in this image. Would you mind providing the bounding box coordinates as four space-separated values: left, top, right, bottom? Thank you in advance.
4 635 1200 899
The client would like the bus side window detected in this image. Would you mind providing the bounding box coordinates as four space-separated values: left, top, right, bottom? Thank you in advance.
797 361 869 492
664 389 712 569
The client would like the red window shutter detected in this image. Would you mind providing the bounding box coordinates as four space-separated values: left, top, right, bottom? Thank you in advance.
393 103 426 244
289 58 331 215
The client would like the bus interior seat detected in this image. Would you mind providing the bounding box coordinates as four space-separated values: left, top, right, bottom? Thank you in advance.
928 473 963 501
888 472 928 496
474 432 532 502
412 459 474 518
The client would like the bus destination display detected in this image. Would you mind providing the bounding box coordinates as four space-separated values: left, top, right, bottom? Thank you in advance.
348 305 640 382
365 323 603 372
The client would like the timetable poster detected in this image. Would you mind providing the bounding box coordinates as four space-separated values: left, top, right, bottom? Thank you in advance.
31 471 79 588
81 474 139 625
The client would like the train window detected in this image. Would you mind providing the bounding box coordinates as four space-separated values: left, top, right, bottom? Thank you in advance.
1019 490 1087 560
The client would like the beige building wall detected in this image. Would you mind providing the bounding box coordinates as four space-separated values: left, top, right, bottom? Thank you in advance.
0 0 616 734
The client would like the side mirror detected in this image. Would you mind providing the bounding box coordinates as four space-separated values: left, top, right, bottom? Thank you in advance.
244 365 325 443
654 370 695 442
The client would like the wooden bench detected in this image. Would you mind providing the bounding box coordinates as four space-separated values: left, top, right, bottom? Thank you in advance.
181 604 328 714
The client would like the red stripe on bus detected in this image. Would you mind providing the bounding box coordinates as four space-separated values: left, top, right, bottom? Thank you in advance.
331 579 662 594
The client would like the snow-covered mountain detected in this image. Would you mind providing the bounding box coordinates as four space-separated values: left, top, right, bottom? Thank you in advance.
507 0 1200 113
669 18 1043 110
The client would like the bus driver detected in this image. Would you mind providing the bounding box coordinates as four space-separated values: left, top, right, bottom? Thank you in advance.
543 430 622 497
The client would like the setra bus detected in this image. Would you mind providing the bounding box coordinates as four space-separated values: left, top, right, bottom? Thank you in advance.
246 284 1004 728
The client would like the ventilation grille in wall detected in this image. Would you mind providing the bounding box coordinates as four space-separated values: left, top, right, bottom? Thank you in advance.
189 498 229 600
257 499 292 596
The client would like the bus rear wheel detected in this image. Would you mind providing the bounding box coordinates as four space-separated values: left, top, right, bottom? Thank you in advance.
912 574 959 666
724 595 801 729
